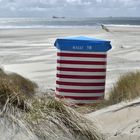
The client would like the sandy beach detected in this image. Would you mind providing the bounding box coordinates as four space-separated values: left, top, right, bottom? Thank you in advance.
1 26 140 94
86 98 140 140
0 26 140 139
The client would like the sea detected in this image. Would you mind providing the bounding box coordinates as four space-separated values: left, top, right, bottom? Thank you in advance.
0 17 140 29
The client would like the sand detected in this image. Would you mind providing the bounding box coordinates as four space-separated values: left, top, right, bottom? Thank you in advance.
0 26 140 139
1 26 140 93
86 98 140 140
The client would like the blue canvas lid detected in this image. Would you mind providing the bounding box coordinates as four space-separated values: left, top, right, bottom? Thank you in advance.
54 36 112 52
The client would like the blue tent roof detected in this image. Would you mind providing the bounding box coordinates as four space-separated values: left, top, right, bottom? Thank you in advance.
54 36 112 52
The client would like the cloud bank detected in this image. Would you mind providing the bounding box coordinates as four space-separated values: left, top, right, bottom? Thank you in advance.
0 0 139 17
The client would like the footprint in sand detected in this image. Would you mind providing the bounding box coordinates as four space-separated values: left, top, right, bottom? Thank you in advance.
114 119 140 136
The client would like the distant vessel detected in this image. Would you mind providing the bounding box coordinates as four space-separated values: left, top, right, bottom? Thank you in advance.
52 16 65 19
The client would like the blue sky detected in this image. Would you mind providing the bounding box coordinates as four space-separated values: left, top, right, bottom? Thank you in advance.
0 0 139 17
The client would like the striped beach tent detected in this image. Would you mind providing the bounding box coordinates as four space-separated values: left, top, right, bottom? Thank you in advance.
54 36 112 104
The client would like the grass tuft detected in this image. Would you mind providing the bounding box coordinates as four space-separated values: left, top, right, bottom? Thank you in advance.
0 69 104 139
26 96 104 140
76 71 140 112
108 71 140 105
0 69 37 110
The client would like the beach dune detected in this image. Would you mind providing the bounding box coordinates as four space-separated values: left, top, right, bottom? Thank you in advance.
0 25 140 139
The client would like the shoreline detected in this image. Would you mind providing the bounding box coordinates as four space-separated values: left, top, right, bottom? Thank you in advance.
0 24 140 30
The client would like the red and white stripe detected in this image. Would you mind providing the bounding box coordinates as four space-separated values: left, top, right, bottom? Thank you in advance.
55 51 107 104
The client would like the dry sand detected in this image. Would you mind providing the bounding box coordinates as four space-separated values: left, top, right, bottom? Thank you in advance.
0 26 140 139
86 98 140 140
1 26 140 94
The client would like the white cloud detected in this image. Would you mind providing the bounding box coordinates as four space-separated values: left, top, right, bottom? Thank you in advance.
0 0 139 17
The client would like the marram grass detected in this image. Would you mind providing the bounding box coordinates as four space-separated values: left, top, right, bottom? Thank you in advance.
2 70 140 139
108 71 140 105
26 96 104 140
0 68 37 109
0 69 104 140
76 71 140 112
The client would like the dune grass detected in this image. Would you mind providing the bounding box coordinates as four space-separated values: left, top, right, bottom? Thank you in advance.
25 96 104 140
76 71 140 113
2 70 140 139
0 68 37 109
93 71 140 110
0 69 103 140
23 71 140 140
107 71 140 105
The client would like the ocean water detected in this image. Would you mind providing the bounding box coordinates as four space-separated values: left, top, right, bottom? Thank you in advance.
0 17 140 29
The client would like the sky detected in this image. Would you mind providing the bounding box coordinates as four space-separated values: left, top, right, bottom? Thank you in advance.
0 0 139 17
